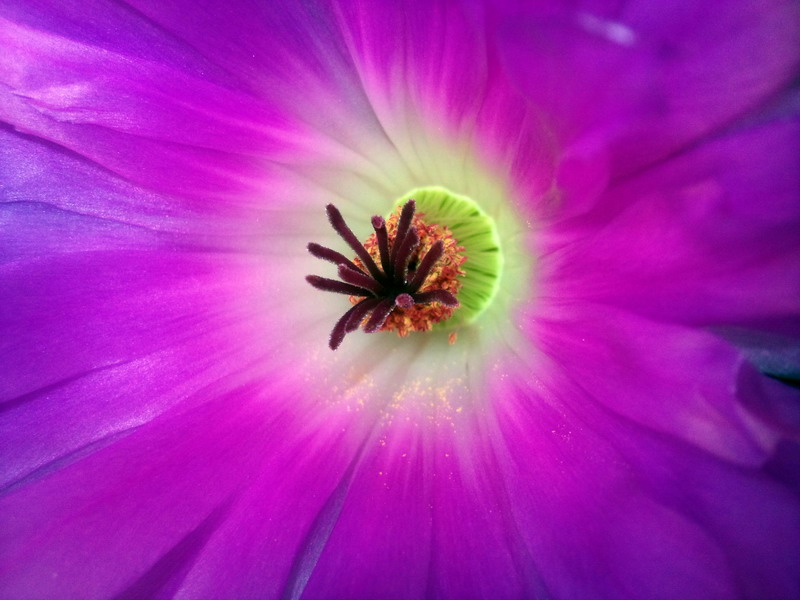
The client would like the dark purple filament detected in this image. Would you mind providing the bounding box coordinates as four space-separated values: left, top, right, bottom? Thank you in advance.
307 200 459 349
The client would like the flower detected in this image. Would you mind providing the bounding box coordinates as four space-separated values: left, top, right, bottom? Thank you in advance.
305 199 463 349
1 1 799 599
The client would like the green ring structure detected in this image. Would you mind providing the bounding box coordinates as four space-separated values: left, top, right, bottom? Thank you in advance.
393 187 503 330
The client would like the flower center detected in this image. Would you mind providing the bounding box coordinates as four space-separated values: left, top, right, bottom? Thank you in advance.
355 202 467 338
393 187 502 330
306 187 502 349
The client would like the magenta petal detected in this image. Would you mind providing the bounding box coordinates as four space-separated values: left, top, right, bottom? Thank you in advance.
148 409 371 599
425 431 550 599
334 0 558 200
1 251 250 401
735 363 800 437
0 18 290 152
524 305 782 465
0 250 275 489
0 127 194 232
491 353 800 600
540 119 800 333
0 390 271 598
0 381 371 599
334 2 485 120
0 126 335 254
0 0 237 85
0 15 331 200
0 87 270 199
289 426 434 599
493 0 800 177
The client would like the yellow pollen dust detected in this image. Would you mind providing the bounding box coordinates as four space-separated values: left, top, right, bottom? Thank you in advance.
352 210 466 336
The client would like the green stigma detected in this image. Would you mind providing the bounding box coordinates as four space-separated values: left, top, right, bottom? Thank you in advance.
393 187 503 330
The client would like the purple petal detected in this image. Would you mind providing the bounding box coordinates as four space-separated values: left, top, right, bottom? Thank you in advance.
489 345 800 599
539 119 800 334
0 18 312 199
284 425 434 599
0 380 371 599
492 0 800 178
523 305 783 465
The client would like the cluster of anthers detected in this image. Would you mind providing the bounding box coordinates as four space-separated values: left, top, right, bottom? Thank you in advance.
307 199 464 350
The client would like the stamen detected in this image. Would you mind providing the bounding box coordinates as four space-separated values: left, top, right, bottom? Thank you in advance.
337 264 382 295
414 289 459 306
393 229 419 282
406 240 444 293
372 216 393 277
395 293 415 308
307 243 361 273
307 199 466 349
329 302 366 351
345 298 380 333
326 204 385 283
390 199 416 263
305 275 373 297
363 298 396 333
